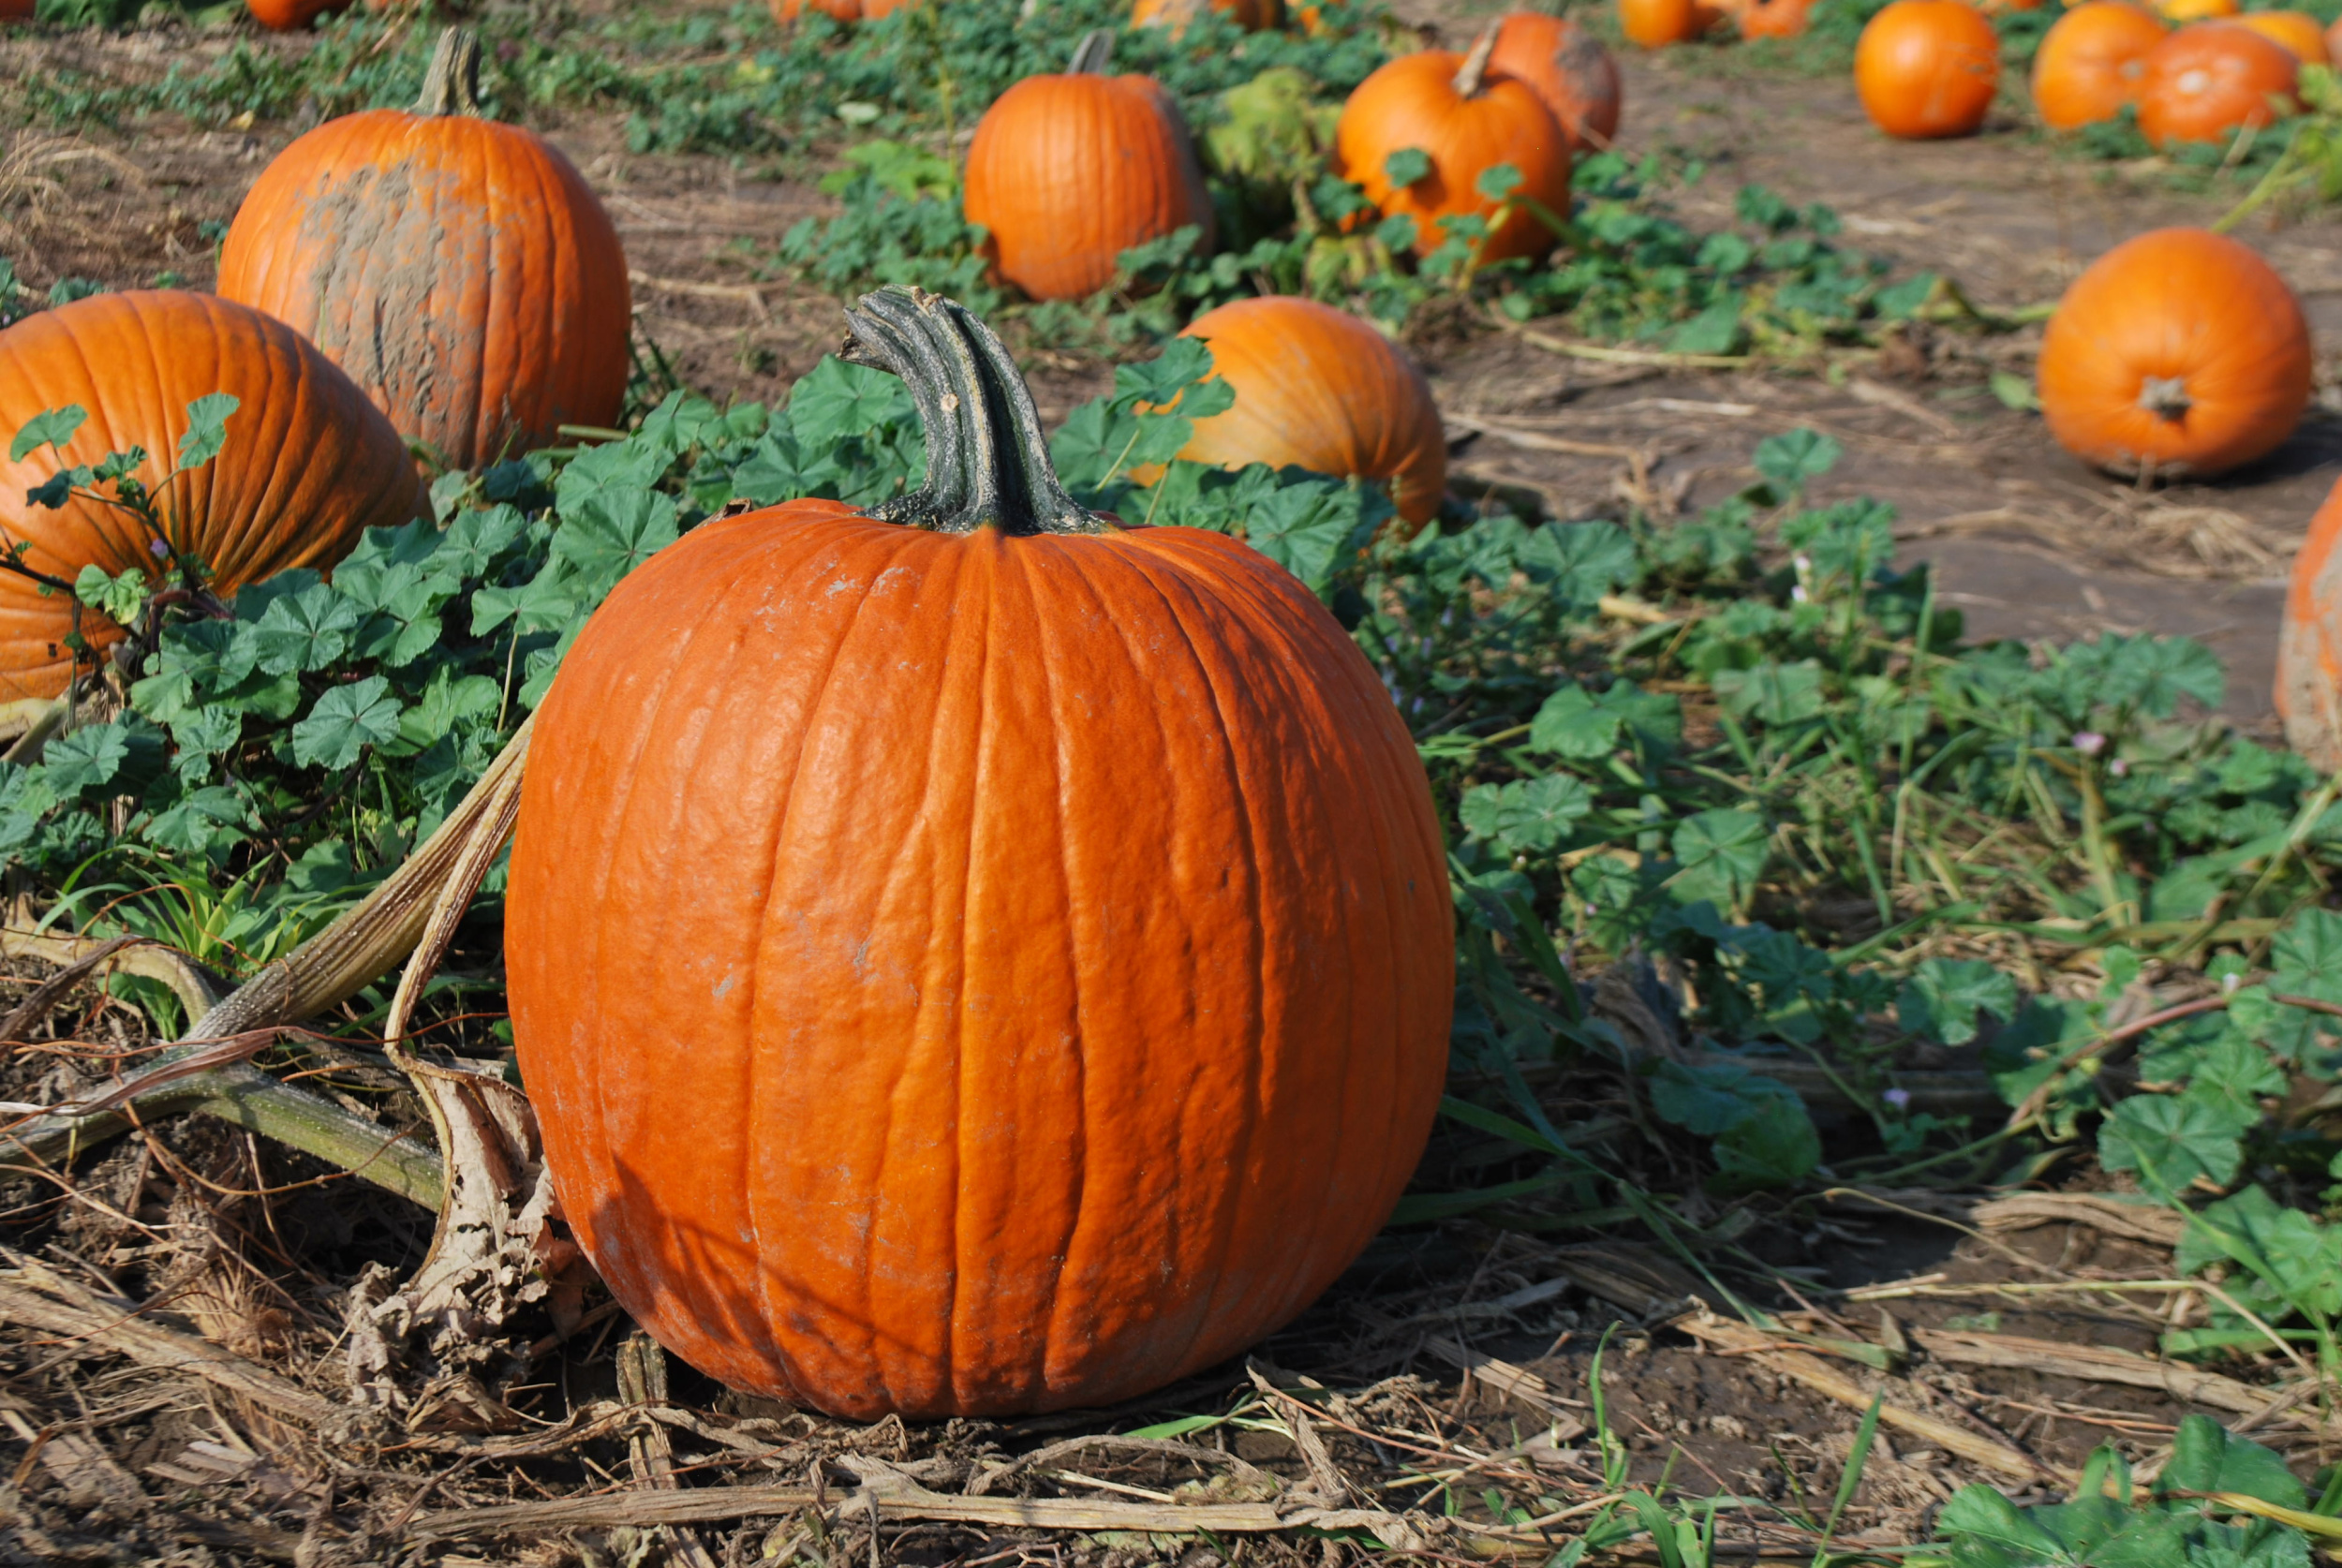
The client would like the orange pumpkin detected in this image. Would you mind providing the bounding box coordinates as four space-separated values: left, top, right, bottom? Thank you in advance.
507 287 1453 1421
2153 0 2235 19
2134 22 2299 146
2328 13 2342 66
245 0 357 27
774 0 916 18
1334 26 1574 267
1976 0 2042 11
1489 12 1623 153
2032 2 2169 128
0 292 424 700
1171 297 1448 524
1132 0 1282 32
0 0 31 18
1855 0 2003 139
1739 0 1816 36
963 34 1214 302
2038 227 2310 480
2276 479 2342 768
215 28 630 472
1619 0 1721 45
2231 8 2325 62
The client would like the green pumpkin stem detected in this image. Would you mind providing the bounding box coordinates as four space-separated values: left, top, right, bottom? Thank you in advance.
845 287 1106 537
416 26 486 118
1068 28 1115 74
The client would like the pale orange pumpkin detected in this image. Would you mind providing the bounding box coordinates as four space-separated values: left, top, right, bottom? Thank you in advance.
2133 22 2299 147
2231 9 2326 63
1619 0 1721 46
2032 2 2169 128
770 0 916 22
1739 0 1816 37
2153 0 2235 19
2276 479 2342 768
1488 12 1623 153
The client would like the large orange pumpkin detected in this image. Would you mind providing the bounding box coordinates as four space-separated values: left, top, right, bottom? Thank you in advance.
1738 0 1816 38
2154 0 2234 19
1172 297 1448 524
2276 479 2342 768
2032 2 2169 128
770 0 915 20
963 33 1214 302
2038 228 2310 480
215 28 630 472
1619 0 1720 45
1489 12 1623 152
245 0 357 27
2233 9 2326 62
1132 0 1281 32
1855 0 2003 139
2134 22 2299 146
1335 27 1573 266
0 292 424 701
506 287 1453 1420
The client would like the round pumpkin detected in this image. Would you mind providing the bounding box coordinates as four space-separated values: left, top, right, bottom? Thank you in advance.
770 0 915 20
1172 297 1448 525
507 287 1453 1420
1620 0 1720 45
2134 22 2299 146
2327 13 2342 66
1855 0 2003 139
2276 479 2342 769
2153 0 2234 19
2038 227 2310 480
2032 3 2169 127
963 35 1214 302
1489 12 1623 153
1335 27 1573 267
1132 0 1282 32
215 28 630 473
1739 0 1816 37
245 0 357 28
2233 9 2326 62
0 292 424 700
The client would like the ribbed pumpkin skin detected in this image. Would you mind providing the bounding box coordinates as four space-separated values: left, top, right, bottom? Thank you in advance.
0 292 423 700
1336 51 1572 266
2038 228 2310 479
770 0 914 22
2277 480 2342 770
507 506 1454 1419
2032 3 2168 129
1177 297 1447 525
2155 0 2234 19
2235 9 2325 63
1855 0 2002 139
964 74 1214 303
1738 0 1815 39
1619 0 1717 46
2135 23 2298 146
1490 13 1623 151
246 0 356 28
215 109 630 471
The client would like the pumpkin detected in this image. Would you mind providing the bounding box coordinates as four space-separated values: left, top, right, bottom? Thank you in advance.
2329 13 2342 66
2152 0 2234 19
2032 2 2168 128
1739 0 1816 37
1619 0 1720 45
2038 227 2310 480
1489 12 1623 153
1854 0 2002 139
2134 22 2299 146
1172 297 1448 524
1335 26 1573 267
770 0 915 20
1132 0 1282 32
215 28 630 472
506 287 1453 1420
0 292 424 701
1976 0 2041 11
963 33 1214 303
2276 479 2342 769
246 0 357 28
2231 8 2325 63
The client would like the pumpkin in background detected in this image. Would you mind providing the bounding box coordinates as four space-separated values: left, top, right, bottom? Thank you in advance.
508 287 1453 1421
2231 8 2325 62
0 0 31 18
1133 0 1282 32
246 0 357 27
1171 297 1448 524
0 292 424 700
964 32 1214 302
2032 2 2168 128
1335 25 1573 267
2038 227 2310 480
2134 22 2298 146
2328 13 2342 65
1619 0 1720 47
770 0 915 19
1739 0 1816 37
1976 0 2041 11
2152 0 2234 18
2276 480 2342 769
1855 0 2002 139
216 27 630 472
1490 12 1623 152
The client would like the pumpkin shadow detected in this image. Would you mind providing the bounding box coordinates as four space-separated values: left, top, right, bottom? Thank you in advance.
2193 410 2342 489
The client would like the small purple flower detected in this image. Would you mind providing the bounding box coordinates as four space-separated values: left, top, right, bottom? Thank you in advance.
1882 1087 1912 1110
148 538 169 557
2072 731 2106 757
2109 758 2128 777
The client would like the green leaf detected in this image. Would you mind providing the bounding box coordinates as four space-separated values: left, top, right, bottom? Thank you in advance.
1649 1058 1794 1135
551 488 679 602
1384 146 1431 186
1475 161 1524 202
2098 1093 2253 1193
1935 1485 2068 1566
9 405 84 462
1990 371 2038 412
73 564 151 628
2157 1414 2305 1510
1668 807 1770 908
250 584 363 676
1459 774 1593 854
1713 659 1825 727
290 676 403 771
788 355 916 451
1529 685 1619 759
37 724 128 803
174 392 238 471
1752 428 1841 488
1516 521 1635 610
1898 958 2019 1046
2181 1186 2342 1321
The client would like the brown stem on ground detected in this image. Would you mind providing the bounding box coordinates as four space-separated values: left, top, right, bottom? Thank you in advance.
1453 22 1501 97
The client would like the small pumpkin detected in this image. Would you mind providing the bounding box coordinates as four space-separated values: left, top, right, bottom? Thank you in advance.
2032 2 2168 128
245 0 358 28
2134 22 2299 147
2276 479 2342 769
216 27 631 472
2328 13 2342 66
2038 227 2311 480
0 292 424 700
963 32 1214 302
1335 25 1574 267
508 287 1454 1420
2231 8 2325 63
770 0 915 20
1738 0 1816 37
1489 12 1623 153
1171 297 1448 524
1619 0 1721 45
2152 0 2234 19
1132 0 1282 33
1855 0 2002 140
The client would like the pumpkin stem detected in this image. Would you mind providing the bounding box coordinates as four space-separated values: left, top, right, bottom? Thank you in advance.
1453 22 1501 97
2138 376 2193 422
845 287 1106 538
416 26 486 119
1068 28 1115 74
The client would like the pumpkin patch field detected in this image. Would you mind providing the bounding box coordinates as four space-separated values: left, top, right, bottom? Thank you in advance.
11 1 2342 1565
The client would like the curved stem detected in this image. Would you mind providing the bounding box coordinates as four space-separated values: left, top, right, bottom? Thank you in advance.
1453 22 1500 98
416 26 485 118
1067 28 1114 74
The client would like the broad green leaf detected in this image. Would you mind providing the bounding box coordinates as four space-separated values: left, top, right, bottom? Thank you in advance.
788 355 916 451
290 676 403 770
1668 807 1770 908
1898 958 2019 1045
37 723 129 802
1713 659 1825 727
1475 161 1524 202
175 392 238 471
2097 1093 2252 1194
2157 1414 2305 1511
250 584 363 676
9 405 84 462
73 564 150 628
1384 146 1431 186
1753 428 1841 488
1459 774 1593 855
